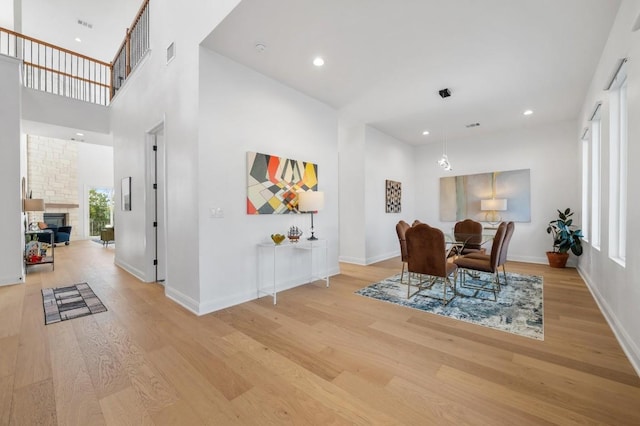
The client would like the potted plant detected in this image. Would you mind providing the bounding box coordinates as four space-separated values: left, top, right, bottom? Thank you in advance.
546 208 583 268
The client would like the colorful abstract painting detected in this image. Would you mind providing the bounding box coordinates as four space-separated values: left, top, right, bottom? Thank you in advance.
440 169 531 222
385 180 402 213
247 152 318 214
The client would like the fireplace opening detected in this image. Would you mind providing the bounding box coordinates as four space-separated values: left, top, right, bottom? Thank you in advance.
43 213 67 227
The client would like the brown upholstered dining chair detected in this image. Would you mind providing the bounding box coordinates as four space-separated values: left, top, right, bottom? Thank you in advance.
453 222 507 301
465 221 514 285
405 223 457 305
412 219 423 227
453 219 484 255
395 220 411 283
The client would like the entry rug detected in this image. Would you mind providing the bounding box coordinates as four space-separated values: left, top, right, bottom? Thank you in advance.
42 283 107 325
356 271 543 340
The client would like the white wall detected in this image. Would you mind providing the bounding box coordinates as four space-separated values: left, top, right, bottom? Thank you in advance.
77 142 114 238
197 49 340 313
0 0 14 29
338 122 416 265
577 0 640 375
109 0 241 302
338 121 366 264
414 120 580 265
363 126 416 264
21 88 109 134
0 55 25 286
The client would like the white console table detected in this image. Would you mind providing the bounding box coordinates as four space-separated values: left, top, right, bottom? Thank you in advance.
257 239 329 304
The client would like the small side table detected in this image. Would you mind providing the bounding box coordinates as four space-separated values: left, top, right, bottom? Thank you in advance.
257 239 329 304
25 229 55 271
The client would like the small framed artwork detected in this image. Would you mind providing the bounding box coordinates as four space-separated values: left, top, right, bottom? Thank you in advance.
121 177 131 211
385 179 401 213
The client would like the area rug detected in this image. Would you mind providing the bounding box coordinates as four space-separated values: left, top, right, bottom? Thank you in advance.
41 283 107 325
91 238 114 246
355 271 543 340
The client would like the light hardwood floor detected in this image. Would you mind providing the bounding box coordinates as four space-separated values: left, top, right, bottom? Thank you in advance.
1 240 639 425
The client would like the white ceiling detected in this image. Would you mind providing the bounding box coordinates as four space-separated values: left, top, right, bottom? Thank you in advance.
202 0 621 145
21 0 142 62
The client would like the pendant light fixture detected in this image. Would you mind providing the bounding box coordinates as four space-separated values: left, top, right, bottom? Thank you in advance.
437 88 453 171
437 141 452 171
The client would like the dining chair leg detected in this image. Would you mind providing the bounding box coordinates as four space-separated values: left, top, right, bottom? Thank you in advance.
502 265 508 286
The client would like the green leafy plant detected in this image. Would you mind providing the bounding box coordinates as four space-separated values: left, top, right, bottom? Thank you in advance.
546 208 583 255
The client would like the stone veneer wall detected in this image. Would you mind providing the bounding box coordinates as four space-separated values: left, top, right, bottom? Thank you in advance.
27 135 79 238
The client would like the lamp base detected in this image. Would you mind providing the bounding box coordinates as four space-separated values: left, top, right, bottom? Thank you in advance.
484 211 502 226
307 234 318 241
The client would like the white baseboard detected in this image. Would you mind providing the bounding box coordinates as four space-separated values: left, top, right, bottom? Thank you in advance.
165 286 200 315
577 266 640 378
197 268 341 316
366 250 399 265
339 256 367 265
0 274 24 286
114 257 149 282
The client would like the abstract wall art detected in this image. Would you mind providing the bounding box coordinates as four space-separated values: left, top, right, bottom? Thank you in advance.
247 151 318 214
385 179 402 213
440 169 531 222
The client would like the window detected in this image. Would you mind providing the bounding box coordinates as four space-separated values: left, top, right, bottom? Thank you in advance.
581 137 590 242
608 61 628 266
590 119 601 250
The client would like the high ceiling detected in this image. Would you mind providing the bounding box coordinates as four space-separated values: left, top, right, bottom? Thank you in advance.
16 0 621 146
202 0 621 145
21 0 142 62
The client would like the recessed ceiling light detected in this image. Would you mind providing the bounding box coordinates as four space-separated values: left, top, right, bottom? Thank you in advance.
422 130 430 135
523 109 533 116
75 37 82 42
313 57 325 67
76 132 84 136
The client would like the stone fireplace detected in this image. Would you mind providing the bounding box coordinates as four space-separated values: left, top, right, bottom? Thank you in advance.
27 135 79 238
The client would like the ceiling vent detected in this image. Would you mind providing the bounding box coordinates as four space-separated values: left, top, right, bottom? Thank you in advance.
465 122 480 128
76 19 93 29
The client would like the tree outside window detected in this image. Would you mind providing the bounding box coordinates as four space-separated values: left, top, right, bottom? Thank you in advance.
89 188 113 236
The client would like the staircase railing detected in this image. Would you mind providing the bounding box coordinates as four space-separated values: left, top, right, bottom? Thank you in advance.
0 26 112 105
111 0 150 98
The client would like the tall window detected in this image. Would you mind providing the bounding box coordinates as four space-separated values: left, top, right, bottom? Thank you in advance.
581 137 590 242
608 62 628 266
590 119 601 250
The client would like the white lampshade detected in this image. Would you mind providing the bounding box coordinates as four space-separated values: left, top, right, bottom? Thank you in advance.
298 191 325 212
481 198 507 211
24 198 45 212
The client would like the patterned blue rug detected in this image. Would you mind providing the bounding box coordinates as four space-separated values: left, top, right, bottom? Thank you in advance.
356 271 543 340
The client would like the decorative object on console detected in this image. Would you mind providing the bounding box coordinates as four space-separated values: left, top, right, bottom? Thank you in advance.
297 190 324 240
270 233 286 245
247 151 318 214
385 180 401 213
287 226 302 242
440 168 530 222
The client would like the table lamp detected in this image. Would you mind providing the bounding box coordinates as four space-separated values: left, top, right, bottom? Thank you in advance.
24 198 46 230
297 191 324 240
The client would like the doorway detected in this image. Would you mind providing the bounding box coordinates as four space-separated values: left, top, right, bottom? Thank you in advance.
148 124 167 283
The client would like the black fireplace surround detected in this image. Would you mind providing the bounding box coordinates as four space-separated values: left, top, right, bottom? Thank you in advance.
43 213 66 227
